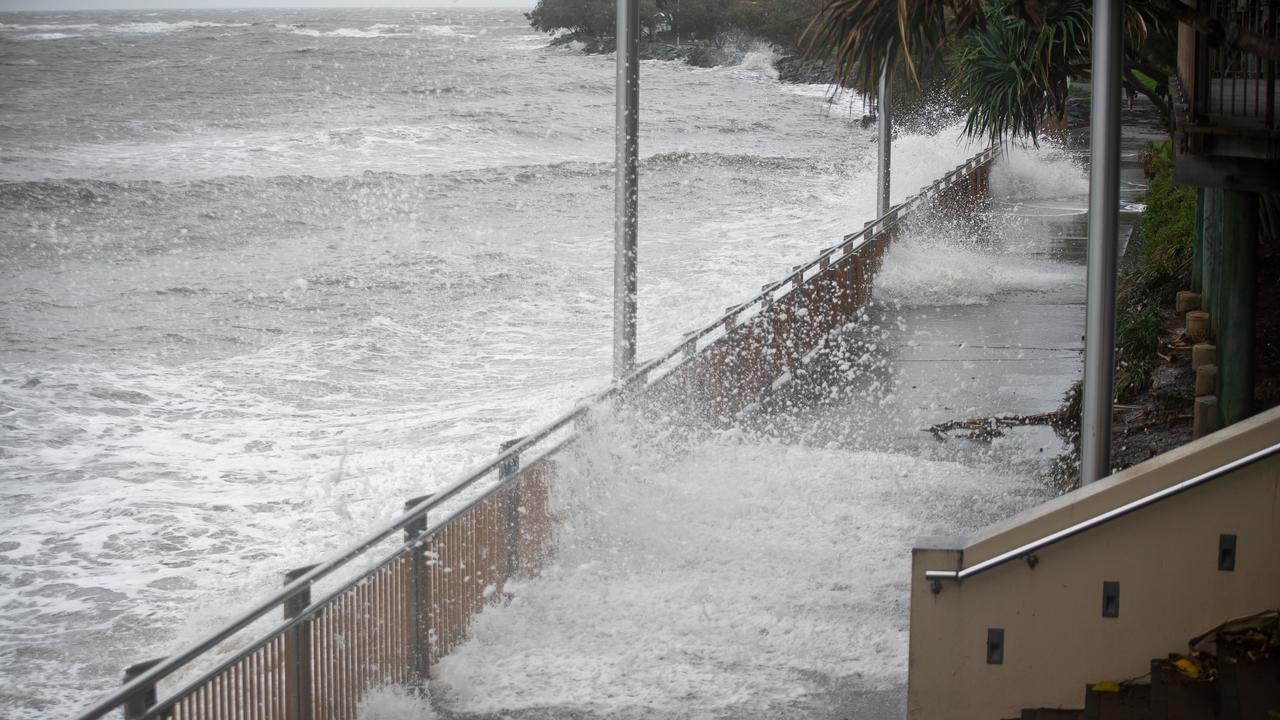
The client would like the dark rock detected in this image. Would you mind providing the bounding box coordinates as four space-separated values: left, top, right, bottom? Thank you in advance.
1150 360 1195 407
544 35 840 85
684 46 738 68
774 54 837 85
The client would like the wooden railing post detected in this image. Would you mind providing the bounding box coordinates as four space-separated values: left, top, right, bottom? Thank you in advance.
122 657 164 720
403 495 433 684
283 564 318 720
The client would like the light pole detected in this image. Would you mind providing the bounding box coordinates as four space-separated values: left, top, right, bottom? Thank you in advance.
1081 0 1121 484
877 61 892 218
613 0 640 380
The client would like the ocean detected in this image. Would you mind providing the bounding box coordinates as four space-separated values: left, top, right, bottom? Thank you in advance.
0 8 1084 718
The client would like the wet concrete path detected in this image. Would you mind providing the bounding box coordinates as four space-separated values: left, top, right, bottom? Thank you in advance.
767 99 1167 473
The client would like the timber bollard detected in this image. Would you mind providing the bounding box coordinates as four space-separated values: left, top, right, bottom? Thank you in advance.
282 564 319 720
1196 364 1218 397
1194 396 1220 439
1192 343 1217 371
1176 291 1201 314
122 657 165 720
1186 310 1211 341
403 495 434 682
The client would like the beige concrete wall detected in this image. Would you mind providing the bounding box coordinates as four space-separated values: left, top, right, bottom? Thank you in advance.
906 407 1280 720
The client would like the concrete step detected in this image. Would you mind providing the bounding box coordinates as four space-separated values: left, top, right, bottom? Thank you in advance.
1020 709 1086 719
1150 659 1216 719
1084 683 1152 720
1215 635 1280 720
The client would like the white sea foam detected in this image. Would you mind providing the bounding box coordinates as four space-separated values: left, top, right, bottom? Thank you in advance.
0 20 249 38
734 43 780 81
428 410 1047 715
355 686 437 720
875 232 1079 306
11 32 80 40
890 121 986 205
108 20 250 33
0 22 100 31
281 23 460 39
990 141 1088 199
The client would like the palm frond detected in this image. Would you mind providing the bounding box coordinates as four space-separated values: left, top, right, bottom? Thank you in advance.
801 0 980 93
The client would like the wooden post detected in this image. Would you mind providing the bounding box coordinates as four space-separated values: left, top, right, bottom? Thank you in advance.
1215 189 1259 427
122 657 165 720
1202 188 1222 339
1191 188 1205 292
403 495 433 684
283 565 318 720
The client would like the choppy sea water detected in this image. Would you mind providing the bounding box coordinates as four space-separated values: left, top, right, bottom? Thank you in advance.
0 8 1086 718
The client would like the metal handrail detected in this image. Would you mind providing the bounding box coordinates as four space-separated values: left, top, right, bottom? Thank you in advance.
925 440 1280 583
72 145 999 720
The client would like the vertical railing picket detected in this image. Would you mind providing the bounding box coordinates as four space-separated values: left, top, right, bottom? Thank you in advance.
283 564 318 720
403 495 434 685
122 657 164 720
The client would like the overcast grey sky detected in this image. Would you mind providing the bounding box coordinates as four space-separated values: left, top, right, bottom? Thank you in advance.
1 0 533 11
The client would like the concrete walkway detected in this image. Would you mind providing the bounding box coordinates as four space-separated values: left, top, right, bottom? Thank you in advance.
765 99 1166 469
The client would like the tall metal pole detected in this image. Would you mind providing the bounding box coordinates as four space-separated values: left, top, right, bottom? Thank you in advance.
613 0 640 380
876 62 892 218
1081 0 1121 484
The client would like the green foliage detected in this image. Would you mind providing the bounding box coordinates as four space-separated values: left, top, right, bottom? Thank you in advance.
803 0 1175 144
1114 297 1164 399
802 0 967 95
1137 141 1195 291
1112 140 1195 401
527 0 618 37
948 0 1089 145
1130 69 1158 92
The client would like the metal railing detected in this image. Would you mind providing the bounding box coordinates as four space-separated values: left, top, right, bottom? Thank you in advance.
1202 0 1277 128
72 145 998 720
925 440 1280 583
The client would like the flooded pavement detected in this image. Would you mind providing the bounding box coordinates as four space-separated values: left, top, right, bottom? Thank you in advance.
328 107 1169 720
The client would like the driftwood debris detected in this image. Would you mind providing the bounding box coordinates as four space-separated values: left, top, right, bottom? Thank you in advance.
925 404 1147 442
926 410 1070 441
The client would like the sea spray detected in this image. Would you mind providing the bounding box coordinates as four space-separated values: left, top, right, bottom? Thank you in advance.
429 402 1050 717
733 41 781 82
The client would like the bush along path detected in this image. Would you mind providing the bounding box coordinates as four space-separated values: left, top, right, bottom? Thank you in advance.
1050 96 1203 488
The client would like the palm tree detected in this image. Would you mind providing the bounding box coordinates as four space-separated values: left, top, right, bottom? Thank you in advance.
803 0 1277 145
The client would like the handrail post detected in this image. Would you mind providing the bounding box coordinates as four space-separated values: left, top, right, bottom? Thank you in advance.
500 438 524 574
403 496 433 684
122 657 164 720
282 564 318 720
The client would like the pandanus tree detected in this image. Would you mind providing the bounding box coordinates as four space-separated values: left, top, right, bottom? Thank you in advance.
803 0 1279 145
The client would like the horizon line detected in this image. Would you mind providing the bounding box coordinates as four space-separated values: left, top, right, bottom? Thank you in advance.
1 2 535 11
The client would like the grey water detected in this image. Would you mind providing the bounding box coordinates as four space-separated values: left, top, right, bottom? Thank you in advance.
0 8 1080 719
